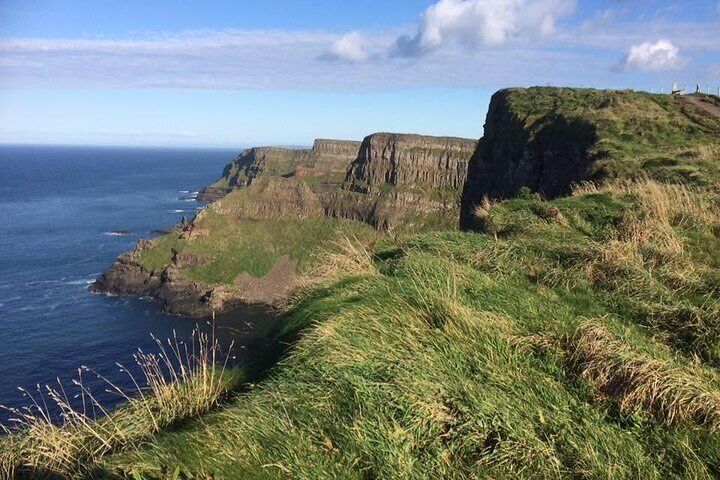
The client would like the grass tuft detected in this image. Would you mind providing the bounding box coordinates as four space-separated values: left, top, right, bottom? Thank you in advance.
0 328 238 479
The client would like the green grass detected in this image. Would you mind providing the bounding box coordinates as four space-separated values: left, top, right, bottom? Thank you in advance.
95 180 720 479
139 209 377 284
502 88 720 185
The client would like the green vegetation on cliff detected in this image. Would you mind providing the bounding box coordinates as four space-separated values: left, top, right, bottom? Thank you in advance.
505 88 720 184
101 179 720 479
140 211 375 284
4 88 720 479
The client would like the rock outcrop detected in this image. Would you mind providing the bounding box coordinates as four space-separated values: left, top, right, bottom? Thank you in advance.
460 89 597 228
344 133 476 194
197 139 361 202
325 133 477 229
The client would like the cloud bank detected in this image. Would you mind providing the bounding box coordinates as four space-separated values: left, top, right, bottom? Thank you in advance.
322 32 370 62
1 1 718 91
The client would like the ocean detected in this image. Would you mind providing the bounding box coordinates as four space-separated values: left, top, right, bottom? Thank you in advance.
0 144 272 425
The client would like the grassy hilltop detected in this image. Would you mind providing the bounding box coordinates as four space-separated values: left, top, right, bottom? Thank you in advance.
2 88 720 479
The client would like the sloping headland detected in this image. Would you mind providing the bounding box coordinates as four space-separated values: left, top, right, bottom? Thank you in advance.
91 133 478 317
5 87 720 479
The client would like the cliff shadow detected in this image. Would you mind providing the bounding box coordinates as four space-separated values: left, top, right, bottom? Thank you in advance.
460 114 598 230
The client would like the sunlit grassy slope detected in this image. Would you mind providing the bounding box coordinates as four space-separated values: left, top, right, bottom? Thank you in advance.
102 179 720 479
4 89 720 479
504 88 720 185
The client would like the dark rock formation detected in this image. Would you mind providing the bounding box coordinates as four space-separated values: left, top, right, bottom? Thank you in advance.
460 88 598 229
91 237 284 318
90 240 162 297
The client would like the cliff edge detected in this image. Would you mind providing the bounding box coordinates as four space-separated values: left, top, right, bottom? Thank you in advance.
460 87 720 229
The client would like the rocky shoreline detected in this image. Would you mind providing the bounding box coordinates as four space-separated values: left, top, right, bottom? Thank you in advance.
90 235 292 318
92 131 480 317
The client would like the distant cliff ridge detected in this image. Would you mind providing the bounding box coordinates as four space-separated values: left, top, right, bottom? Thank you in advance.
344 133 477 193
197 139 362 202
95 131 478 316
328 133 478 229
199 132 478 230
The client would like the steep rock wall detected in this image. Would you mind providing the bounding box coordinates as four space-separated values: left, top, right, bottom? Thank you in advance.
459 87 720 230
344 133 477 194
198 140 361 201
328 133 477 229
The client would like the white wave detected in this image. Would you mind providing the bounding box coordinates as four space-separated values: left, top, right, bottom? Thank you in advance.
66 279 95 285
190 191 199 195
169 209 185 213
179 190 190 194
103 231 132 236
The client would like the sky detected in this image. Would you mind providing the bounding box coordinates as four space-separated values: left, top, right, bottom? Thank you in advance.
0 0 719 147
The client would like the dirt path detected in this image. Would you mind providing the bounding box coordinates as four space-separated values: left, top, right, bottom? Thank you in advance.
684 95 720 121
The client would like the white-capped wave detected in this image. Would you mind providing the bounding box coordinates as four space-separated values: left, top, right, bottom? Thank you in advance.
179 190 190 194
66 279 95 285
169 209 185 213
103 231 132 236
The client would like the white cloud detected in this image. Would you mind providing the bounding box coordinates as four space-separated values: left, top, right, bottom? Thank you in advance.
392 0 576 57
322 32 369 62
617 39 683 71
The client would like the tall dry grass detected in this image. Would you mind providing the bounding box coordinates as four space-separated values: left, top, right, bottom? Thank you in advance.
574 179 717 287
298 234 378 289
569 320 720 430
573 178 717 228
0 328 235 479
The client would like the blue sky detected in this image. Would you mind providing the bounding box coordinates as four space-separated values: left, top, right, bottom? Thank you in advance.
1 0 719 147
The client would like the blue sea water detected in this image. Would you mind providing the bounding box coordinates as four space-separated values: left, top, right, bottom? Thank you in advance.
0 144 269 425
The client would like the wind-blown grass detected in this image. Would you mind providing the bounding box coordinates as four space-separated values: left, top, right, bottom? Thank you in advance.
92 179 720 479
0 329 239 479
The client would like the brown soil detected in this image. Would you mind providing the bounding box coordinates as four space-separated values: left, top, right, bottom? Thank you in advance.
235 255 297 304
684 95 720 120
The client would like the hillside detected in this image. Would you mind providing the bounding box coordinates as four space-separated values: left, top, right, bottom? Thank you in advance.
197 139 362 202
90 132 477 317
460 88 720 228
3 87 720 479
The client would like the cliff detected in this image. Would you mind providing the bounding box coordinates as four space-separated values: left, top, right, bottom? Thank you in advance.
197 139 362 202
325 133 477 229
93 132 477 316
344 133 476 193
460 87 720 229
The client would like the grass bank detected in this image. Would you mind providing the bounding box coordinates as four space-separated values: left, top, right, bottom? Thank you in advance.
89 179 720 479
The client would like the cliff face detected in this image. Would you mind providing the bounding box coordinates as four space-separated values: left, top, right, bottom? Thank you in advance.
344 133 476 194
326 133 477 229
197 139 361 201
460 87 720 229
94 132 478 316
460 89 597 229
